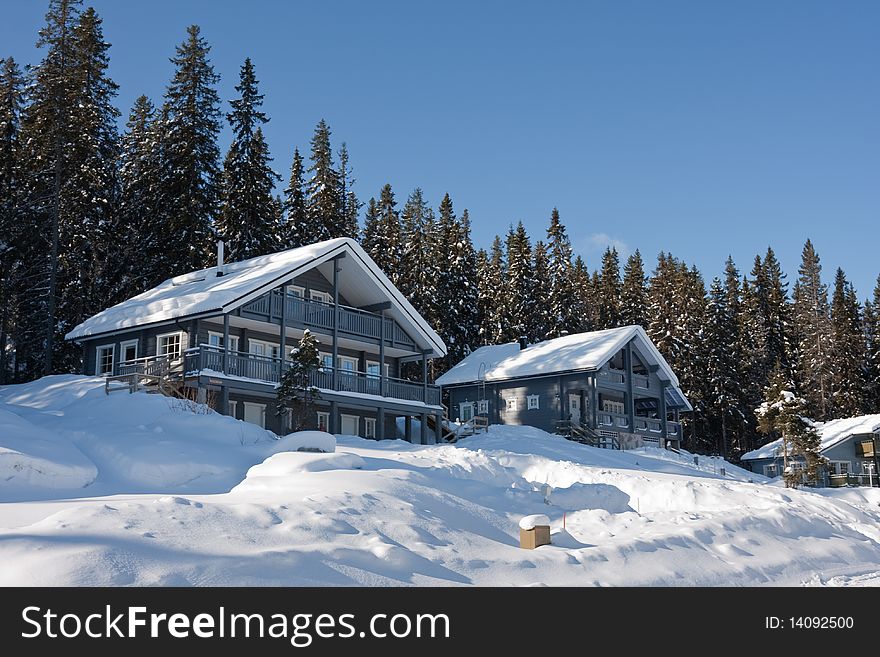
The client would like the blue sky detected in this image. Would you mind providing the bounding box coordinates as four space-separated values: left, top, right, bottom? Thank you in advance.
3 1 878 298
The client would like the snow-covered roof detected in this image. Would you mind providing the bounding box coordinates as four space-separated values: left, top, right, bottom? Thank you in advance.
436 326 691 409
65 238 446 357
741 413 880 460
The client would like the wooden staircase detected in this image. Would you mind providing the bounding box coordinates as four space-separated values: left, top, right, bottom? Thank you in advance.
554 418 620 450
428 407 490 443
104 356 185 397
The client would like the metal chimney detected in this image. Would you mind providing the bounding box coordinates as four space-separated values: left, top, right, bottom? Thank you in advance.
216 240 225 276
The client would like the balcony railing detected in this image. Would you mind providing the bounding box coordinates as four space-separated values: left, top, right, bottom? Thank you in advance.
240 292 417 351
599 412 682 439
185 345 439 406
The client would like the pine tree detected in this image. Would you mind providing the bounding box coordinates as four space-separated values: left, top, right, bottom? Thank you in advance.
647 252 678 359
0 57 25 382
161 24 222 274
218 58 280 261
361 184 401 283
756 364 824 488
545 208 578 337
502 222 537 342
596 247 622 329
704 278 742 458
864 276 880 411
276 329 321 431
721 256 748 451
620 249 648 328
282 147 308 248
760 247 792 375
305 119 340 241
398 188 437 326
479 235 506 345
530 240 552 340
830 268 865 417
792 239 832 419
337 142 360 239
570 256 594 333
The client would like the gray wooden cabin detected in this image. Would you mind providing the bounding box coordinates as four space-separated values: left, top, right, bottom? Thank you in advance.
436 327 691 449
65 238 448 443
741 414 880 486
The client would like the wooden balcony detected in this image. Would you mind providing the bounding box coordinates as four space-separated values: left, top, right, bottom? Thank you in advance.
240 292 417 351
185 345 440 406
598 411 681 439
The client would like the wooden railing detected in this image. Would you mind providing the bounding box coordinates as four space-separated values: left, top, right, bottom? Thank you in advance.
598 369 626 385
240 292 417 350
599 411 630 430
186 345 439 405
633 373 650 389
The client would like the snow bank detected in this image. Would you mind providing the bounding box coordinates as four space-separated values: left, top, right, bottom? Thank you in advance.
271 431 336 454
519 514 550 530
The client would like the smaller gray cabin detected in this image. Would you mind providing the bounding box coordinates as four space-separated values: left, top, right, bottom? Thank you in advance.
436 326 692 450
741 414 880 486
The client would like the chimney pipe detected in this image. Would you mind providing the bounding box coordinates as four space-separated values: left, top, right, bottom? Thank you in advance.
216 240 225 276
518 336 528 350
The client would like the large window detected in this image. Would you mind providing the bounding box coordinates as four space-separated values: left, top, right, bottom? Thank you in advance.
96 344 114 376
249 339 279 359
208 331 240 352
119 339 138 364
366 361 391 379
830 461 850 475
603 399 625 415
157 332 184 360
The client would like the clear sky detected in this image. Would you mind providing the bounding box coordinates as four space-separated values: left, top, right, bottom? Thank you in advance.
3 1 878 299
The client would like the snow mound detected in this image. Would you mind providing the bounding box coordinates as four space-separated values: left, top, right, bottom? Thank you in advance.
271 431 336 454
519 514 550 529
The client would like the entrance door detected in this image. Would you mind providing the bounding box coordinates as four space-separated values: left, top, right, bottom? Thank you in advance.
340 414 359 436
568 393 582 425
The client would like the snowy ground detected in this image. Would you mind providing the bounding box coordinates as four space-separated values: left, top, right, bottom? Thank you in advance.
1 376 879 586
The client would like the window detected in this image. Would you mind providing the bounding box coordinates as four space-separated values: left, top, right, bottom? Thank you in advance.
119 339 138 364
602 399 625 415
208 331 240 352
243 402 266 428
310 290 332 304
505 398 518 412
316 412 330 432
319 353 334 372
157 332 184 360
459 402 475 422
830 461 850 475
527 394 540 410
340 414 359 436
249 339 279 359
366 361 391 379
96 344 115 376
286 285 305 298
477 399 489 415
365 418 376 439
338 356 358 373
228 400 238 419
862 462 876 475
763 464 778 477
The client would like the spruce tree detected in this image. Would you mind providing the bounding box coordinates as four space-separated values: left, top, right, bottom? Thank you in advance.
792 239 832 419
398 188 437 326
864 275 880 411
161 24 222 274
620 249 648 328
545 208 578 337
704 277 742 458
570 255 594 333
596 247 622 329
722 256 748 450
305 119 340 241
361 184 401 283
0 57 24 382
502 222 536 342
531 240 552 341
479 235 506 345
282 148 308 248
337 142 360 239
830 268 865 417
276 329 321 431
218 58 280 261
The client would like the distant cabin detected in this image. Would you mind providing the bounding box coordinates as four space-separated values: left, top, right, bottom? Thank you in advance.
741 414 880 486
65 238 448 443
436 327 692 450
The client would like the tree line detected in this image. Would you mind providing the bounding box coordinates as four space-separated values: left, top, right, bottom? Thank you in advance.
1 1 878 458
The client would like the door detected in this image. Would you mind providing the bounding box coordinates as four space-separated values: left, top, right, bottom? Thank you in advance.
459 402 475 423
243 402 266 428
340 414 359 436
568 393 582 425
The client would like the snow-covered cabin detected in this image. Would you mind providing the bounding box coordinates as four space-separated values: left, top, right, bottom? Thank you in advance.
741 414 880 484
65 238 448 441
436 327 692 449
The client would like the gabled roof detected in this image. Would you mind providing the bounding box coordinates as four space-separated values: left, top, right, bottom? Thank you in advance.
436 326 691 410
65 238 447 357
741 413 880 461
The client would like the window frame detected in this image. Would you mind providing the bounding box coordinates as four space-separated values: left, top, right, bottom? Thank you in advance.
477 399 489 415
309 290 332 305
242 401 267 428
119 339 138 364
830 460 850 475
95 343 115 376
228 400 238 419
527 394 540 410
763 463 779 477
316 411 330 432
208 331 240 353
366 360 391 379
157 331 185 361
459 402 475 422
248 338 280 360
286 284 305 298
364 417 376 439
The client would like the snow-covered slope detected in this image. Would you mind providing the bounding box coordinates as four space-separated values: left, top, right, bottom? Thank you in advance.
1 376 879 586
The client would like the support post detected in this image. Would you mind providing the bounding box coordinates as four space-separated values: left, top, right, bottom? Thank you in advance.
405 416 412 443
279 285 287 380
377 408 385 440
329 400 338 434
434 413 442 444
221 385 229 416
659 380 668 447
421 351 429 403
591 374 599 429
379 309 385 397
420 412 428 445
332 257 340 391
625 341 635 432
222 313 230 374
